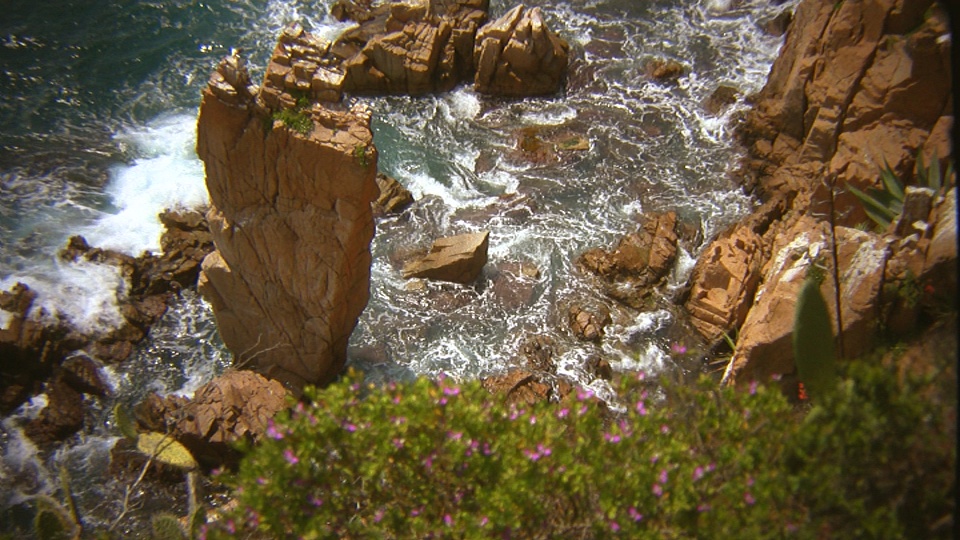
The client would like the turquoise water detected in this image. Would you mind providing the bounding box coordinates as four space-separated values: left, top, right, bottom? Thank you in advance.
0 0 793 533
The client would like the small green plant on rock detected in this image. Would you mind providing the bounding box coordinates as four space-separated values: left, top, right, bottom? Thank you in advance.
847 150 954 229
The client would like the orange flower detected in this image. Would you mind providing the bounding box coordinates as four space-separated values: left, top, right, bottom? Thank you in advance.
798 382 809 401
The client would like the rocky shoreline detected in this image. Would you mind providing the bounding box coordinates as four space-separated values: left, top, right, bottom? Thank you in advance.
1 0 954 469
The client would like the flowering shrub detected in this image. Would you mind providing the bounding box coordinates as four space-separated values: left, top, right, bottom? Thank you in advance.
209 357 954 539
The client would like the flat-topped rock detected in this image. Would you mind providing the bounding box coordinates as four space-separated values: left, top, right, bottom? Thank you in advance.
402 231 490 283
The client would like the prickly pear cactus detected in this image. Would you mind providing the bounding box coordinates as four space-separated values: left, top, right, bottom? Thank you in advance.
792 277 837 399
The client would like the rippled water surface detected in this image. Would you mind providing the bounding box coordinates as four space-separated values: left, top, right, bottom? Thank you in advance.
1 0 793 533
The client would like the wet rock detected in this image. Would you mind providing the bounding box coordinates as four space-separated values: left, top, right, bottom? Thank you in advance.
519 335 556 371
24 377 84 445
645 58 684 82
489 260 540 310
568 304 611 342
507 126 590 166
759 9 792 37
585 354 613 380
481 369 570 406
704 85 740 115
579 212 679 308
402 231 490 284
135 370 290 469
373 172 415 216
60 355 110 398
474 5 570 96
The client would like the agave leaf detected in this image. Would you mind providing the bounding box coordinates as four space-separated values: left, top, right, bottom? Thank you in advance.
793 278 837 399
926 150 941 191
846 183 898 226
915 151 927 187
113 403 138 440
880 159 905 201
136 432 198 470
945 162 954 189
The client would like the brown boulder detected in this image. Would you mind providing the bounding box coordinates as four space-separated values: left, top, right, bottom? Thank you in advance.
568 304 611 342
373 172 415 216
704 85 740 115
481 369 570 406
579 212 679 308
24 377 85 445
474 5 569 96
645 58 684 82
135 370 290 468
402 231 490 283
684 225 764 344
197 50 379 391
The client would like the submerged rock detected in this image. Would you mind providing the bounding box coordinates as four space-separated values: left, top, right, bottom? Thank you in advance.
402 231 490 284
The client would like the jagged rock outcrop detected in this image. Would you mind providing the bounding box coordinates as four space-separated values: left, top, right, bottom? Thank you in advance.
1 211 213 438
683 0 955 385
197 51 379 391
579 212 680 309
402 230 490 283
373 172 415 216
135 370 289 468
474 5 569 96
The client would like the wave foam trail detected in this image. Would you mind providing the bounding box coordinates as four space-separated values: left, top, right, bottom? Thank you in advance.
79 114 207 255
0 259 125 336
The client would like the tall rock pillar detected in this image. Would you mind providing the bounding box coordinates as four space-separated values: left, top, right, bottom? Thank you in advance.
196 52 378 392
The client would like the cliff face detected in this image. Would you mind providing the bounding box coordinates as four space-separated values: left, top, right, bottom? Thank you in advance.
197 53 378 391
684 0 955 389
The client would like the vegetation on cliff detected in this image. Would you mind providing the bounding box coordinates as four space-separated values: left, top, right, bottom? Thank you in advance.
206 328 955 539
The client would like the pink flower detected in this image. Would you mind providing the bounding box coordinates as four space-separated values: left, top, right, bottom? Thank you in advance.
660 424 670 434
610 521 620 532
479 516 489 527
283 448 299 465
443 386 461 396
266 419 284 440
310 496 323 507
444 514 453 526
670 343 687 355
604 432 621 443
374 509 385 523
692 466 705 482
744 492 756 505
628 507 643 522
652 484 663 497
658 469 668 484
343 422 358 432
557 408 570 418
392 438 405 449
635 400 648 416
749 380 759 395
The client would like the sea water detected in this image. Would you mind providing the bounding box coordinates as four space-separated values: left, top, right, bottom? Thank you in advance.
0 0 794 533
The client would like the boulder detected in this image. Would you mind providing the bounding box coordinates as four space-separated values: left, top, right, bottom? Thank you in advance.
645 58 684 82
474 5 569 96
24 377 84 446
488 260 540 310
135 370 289 468
373 172 415 216
568 304 611 342
197 51 379 392
481 369 569 406
684 225 764 344
704 85 740 115
402 231 490 283
578 212 679 308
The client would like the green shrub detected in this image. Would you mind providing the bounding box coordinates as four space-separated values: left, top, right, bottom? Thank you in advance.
272 108 313 136
208 358 954 539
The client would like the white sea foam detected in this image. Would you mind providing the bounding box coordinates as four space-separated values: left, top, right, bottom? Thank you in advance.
0 309 12 330
0 260 125 336
79 113 207 255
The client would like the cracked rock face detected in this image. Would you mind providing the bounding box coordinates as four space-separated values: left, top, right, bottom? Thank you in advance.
197 52 379 392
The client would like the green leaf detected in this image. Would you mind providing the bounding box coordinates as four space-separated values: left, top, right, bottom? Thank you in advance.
879 159 905 201
926 150 941 191
33 495 76 540
846 183 897 227
136 432 198 470
113 403 138 440
793 278 837 399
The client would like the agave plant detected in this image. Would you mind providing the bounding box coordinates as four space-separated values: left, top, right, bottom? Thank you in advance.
847 150 954 229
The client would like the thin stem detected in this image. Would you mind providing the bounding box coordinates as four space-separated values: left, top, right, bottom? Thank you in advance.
825 175 845 357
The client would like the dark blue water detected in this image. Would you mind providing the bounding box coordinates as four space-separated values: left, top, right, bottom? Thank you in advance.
1 0 794 534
